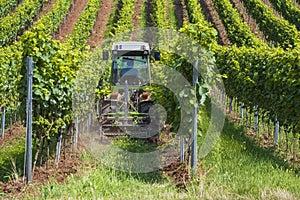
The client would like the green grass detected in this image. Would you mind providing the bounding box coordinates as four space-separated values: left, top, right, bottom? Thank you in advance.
0 128 60 185
200 117 300 199
113 136 157 153
167 0 178 29
18 102 300 199
23 152 183 200
138 0 148 28
40 169 175 199
0 134 25 183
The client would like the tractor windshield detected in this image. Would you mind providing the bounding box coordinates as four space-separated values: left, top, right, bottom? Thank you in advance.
111 55 150 85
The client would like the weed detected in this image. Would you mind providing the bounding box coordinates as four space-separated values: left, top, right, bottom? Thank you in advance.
3 159 22 182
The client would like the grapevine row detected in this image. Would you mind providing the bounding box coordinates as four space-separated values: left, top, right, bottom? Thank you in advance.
242 0 299 49
151 0 169 28
267 0 300 30
183 0 300 129
103 0 136 38
35 0 74 36
24 0 105 139
148 0 182 127
183 0 221 49
112 0 136 35
211 0 264 48
215 46 300 127
15 0 108 169
182 0 300 162
104 0 122 38
0 43 22 109
66 0 102 49
72 0 137 145
0 0 49 46
149 0 217 131
0 0 103 164
0 0 20 18
166 0 178 29
0 0 74 108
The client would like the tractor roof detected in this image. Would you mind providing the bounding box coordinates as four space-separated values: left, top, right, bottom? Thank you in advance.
112 41 150 51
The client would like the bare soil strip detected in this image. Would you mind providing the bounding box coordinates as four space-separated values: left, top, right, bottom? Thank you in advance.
0 146 85 197
21 0 57 34
131 0 144 40
165 0 170 25
181 0 189 25
260 0 282 18
34 0 58 22
230 0 265 40
133 0 144 29
54 0 89 42
199 0 229 45
87 0 115 47
144 0 153 27
174 0 188 28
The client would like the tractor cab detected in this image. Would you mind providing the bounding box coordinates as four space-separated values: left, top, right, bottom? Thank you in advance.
110 42 152 86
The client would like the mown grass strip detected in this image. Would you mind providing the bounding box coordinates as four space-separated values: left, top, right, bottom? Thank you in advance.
201 113 300 199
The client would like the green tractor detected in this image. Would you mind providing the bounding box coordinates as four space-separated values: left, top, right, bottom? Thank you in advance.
98 42 162 138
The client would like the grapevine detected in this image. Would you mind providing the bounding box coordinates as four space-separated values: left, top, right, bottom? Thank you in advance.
267 0 300 31
0 0 20 18
212 0 264 47
35 0 74 36
0 0 49 46
66 0 103 49
242 0 300 49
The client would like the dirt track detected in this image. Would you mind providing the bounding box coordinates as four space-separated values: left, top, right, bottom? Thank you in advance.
53 0 89 42
87 0 115 47
199 0 229 45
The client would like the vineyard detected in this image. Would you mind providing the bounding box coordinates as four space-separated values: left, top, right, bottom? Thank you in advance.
0 0 299 199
